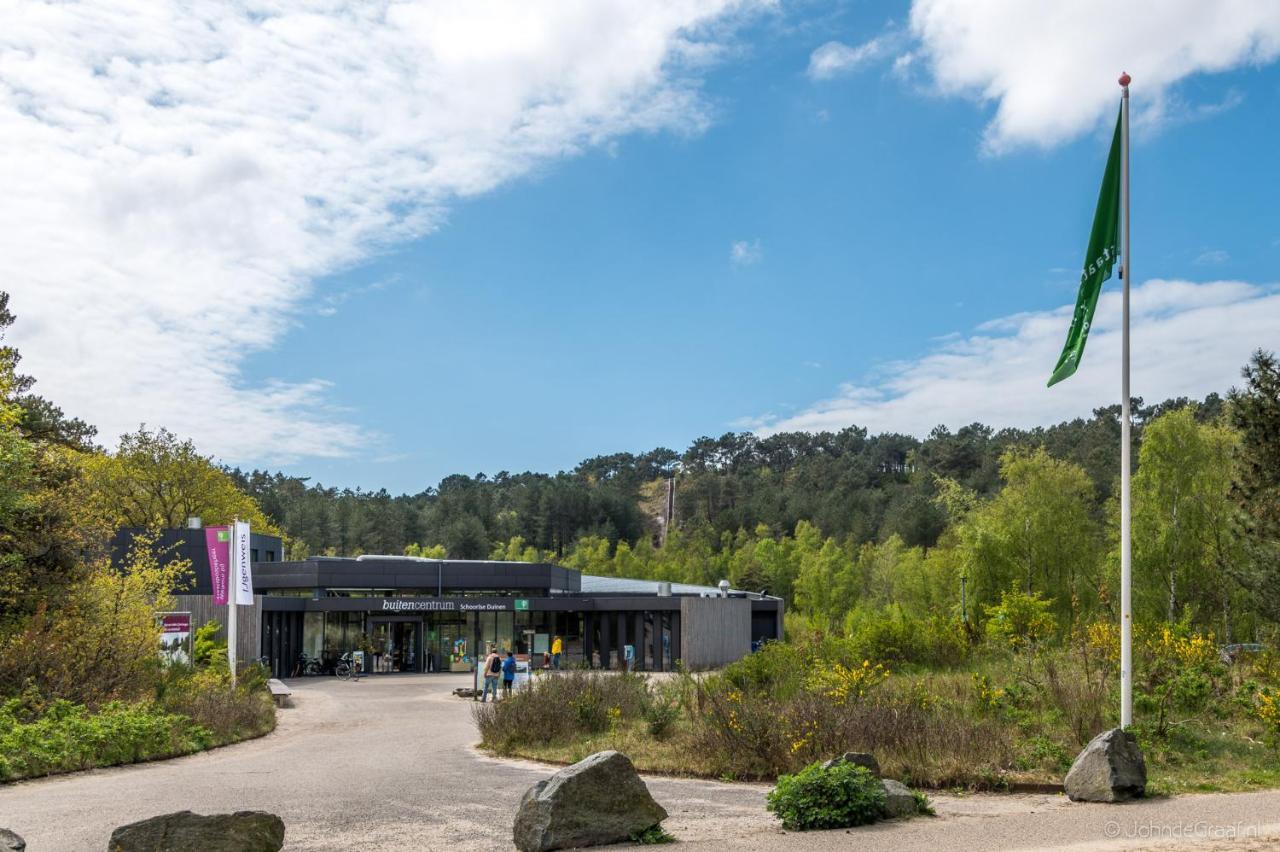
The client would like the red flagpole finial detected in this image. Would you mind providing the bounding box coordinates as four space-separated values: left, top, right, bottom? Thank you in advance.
1118 71 1131 87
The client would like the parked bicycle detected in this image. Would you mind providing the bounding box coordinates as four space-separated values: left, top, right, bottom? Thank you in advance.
335 652 363 681
293 652 323 677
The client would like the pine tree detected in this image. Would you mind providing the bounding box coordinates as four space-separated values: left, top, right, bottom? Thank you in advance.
1228 350 1280 622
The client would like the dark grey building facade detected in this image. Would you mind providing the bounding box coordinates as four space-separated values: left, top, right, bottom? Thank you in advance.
115 531 783 679
253 555 784 678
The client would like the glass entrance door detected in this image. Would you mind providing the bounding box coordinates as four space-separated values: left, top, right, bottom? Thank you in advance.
369 619 421 673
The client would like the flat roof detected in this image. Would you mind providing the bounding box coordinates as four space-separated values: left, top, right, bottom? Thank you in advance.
252 555 778 601
577 574 773 600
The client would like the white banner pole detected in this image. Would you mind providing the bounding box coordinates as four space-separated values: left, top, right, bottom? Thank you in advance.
1118 72 1133 729
228 517 238 687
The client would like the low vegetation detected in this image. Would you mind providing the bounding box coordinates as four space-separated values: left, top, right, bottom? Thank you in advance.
0 665 274 782
476 624 1280 794
766 762 886 831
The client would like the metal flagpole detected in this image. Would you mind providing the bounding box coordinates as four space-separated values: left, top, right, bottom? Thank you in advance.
1118 71 1133 729
228 517 238 687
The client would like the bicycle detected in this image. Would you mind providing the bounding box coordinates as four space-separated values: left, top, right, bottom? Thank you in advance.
335 652 363 681
293 652 323 677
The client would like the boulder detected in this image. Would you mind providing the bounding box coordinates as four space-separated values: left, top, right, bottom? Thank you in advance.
108 811 284 852
1064 728 1146 803
880 779 917 818
513 750 668 852
820 751 881 777
0 828 25 851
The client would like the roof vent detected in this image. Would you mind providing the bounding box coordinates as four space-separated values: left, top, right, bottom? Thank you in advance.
718 579 731 597
657 582 672 597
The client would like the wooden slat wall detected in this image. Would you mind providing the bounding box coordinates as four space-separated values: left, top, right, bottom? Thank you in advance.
171 594 263 667
678 597 751 670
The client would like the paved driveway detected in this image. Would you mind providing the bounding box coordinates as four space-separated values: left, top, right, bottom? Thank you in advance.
1 674 1279 850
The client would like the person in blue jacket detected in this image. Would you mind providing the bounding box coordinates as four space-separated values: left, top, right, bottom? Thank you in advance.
501 651 517 698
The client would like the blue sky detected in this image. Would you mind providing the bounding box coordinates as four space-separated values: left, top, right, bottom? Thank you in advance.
5 1 1279 492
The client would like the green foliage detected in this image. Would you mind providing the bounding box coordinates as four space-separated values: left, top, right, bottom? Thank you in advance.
766 762 887 831
1229 350 1280 622
0 661 275 782
983 585 1056 652
845 605 970 668
472 670 649 750
158 665 276 744
627 826 675 845
693 642 1012 783
82 425 278 533
1130 407 1244 632
192 620 228 670
404 542 446 559
643 691 681 739
0 535 189 704
1133 620 1227 737
958 448 1100 631
0 698 211 781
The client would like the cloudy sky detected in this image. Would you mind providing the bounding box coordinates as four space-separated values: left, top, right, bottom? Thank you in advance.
3 0 1278 490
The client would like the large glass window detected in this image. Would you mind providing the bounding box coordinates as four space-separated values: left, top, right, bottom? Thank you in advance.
497 611 514 653
476 611 496 655
303 612 324 659
321 612 367 667
431 613 470 672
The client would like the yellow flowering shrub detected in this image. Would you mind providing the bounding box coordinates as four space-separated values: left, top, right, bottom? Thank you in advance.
1084 621 1119 667
1253 688 1280 741
807 660 889 704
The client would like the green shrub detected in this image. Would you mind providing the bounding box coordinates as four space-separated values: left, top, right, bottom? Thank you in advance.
719 641 809 700
628 825 675 844
0 699 211 781
983 585 1056 652
473 670 649 751
159 667 275 744
643 697 680 739
766 762 887 831
192 620 227 670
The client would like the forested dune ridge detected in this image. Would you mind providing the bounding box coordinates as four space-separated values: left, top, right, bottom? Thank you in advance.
227 367 1280 643
232 394 1224 563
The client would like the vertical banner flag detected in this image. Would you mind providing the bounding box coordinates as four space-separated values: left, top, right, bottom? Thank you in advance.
232 520 254 605
157 612 192 664
1047 106 1123 387
205 526 230 605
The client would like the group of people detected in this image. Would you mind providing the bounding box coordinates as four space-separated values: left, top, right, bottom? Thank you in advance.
478 636 564 702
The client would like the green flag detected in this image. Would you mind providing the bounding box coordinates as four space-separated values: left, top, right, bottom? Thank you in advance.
1048 106 1122 387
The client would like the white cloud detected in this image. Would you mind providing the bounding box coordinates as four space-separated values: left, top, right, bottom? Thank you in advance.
907 0 1280 151
756 279 1280 437
807 35 895 80
730 238 763 265
0 0 766 463
1195 249 1231 265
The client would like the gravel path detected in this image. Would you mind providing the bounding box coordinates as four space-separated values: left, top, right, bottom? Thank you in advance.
1 674 1277 850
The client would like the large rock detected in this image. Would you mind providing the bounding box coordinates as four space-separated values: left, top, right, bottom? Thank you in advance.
820 751 881 777
108 811 284 852
513 751 668 852
880 779 918 818
1064 728 1147 803
0 828 25 851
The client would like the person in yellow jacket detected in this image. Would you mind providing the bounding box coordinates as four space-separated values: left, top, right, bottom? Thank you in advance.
551 636 563 670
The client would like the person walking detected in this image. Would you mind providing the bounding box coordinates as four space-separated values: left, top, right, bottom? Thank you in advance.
551 635 563 670
480 646 501 702
501 651 516 699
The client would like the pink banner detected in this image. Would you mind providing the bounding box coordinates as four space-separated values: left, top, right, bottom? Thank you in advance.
205 526 230 605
